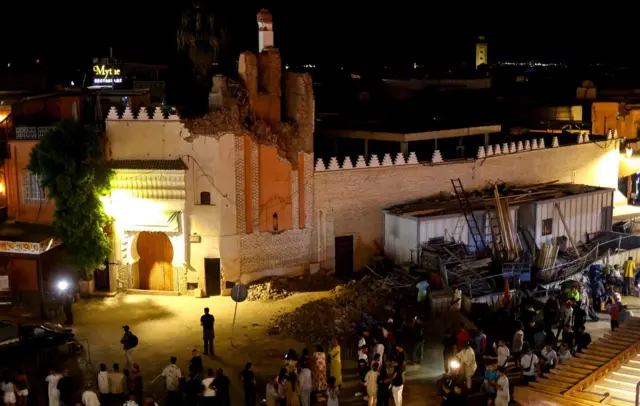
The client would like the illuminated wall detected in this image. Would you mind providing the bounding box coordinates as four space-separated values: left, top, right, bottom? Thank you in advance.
592 101 640 138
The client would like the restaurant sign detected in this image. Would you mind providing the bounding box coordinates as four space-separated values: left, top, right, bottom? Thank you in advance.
93 65 123 85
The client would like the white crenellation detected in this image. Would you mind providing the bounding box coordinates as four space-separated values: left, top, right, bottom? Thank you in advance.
583 132 590 142
509 142 516 153
394 152 406 165
494 144 502 155
137 106 149 120
607 129 613 140
328 157 340 170
122 106 134 120
369 154 380 167
315 158 326 171
539 138 546 148
477 146 486 159
355 155 367 168
524 140 531 151
532 139 539 150
407 152 419 164
381 153 394 166
153 107 164 120
516 141 523 152
502 143 509 154
107 106 119 120
432 150 443 163
613 129 619 139
552 136 559 148
342 156 354 169
577 133 583 144
486 145 494 156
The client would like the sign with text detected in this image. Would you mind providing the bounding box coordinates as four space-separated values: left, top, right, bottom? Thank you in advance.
93 65 122 85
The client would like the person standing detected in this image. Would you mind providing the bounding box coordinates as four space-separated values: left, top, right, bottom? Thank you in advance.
495 339 510 368
201 368 216 406
543 297 560 338
109 364 125 404
57 368 72 406
312 344 328 392
120 326 138 368
1 371 16 406
266 376 282 406
364 363 379 406
520 346 539 383
412 317 425 364
377 365 391 406
298 360 312 406
241 363 256 406
495 367 510 406
80 383 99 406
624 256 636 296
511 323 524 364
607 299 621 331
161 357 182 406
474 329 486 359
456 324 470 352
46 368 62 406
283 373 299 406
457 341 476 390
14 368 27 406
62 290 74 326
329 339 343 387
212 369 230 406
592 278 605 312
189 349 203 379
390 360 404 406
97 364 109 403
540 343 557 373
326 376 339 406
200 307 215 356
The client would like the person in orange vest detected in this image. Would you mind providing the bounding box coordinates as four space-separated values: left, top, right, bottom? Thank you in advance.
623 257 636 296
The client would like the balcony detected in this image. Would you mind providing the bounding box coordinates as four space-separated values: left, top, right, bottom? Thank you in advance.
14 126 55 140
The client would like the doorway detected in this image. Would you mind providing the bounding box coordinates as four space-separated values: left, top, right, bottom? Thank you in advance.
334 235 354 279
204 258 221 296
137 232 174 291
93 259 110 291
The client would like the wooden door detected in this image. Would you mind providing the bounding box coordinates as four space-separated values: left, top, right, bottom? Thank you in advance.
334 235 354 280
93 260 110 291
137 232 174 291
204 258 221 296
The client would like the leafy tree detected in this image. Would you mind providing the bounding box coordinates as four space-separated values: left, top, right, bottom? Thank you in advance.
28 121 113 280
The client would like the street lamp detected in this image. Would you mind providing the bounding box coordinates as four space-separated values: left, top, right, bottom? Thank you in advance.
57 279 70 292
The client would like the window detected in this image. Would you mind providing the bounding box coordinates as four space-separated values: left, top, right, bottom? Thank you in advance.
22 172 46 203
542 218 553 236
200 191 211 205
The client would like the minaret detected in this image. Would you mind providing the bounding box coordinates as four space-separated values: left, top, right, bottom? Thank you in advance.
476 36 488 68
257 9 274 52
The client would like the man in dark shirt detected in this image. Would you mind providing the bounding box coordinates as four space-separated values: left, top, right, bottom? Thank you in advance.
391 360 404 405
57 368 73 406
212 368 231 406
200 307 215 356
241 362 256 406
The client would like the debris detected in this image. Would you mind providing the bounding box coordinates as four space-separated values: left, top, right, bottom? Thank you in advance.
246 270 340 301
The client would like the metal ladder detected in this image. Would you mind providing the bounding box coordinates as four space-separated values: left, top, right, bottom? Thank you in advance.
450 179 485 252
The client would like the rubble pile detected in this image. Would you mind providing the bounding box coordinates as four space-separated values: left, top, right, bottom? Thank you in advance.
271 276 395 344
246 280 294 301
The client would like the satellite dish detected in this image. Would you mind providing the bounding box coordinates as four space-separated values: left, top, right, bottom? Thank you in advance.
231 284 248 303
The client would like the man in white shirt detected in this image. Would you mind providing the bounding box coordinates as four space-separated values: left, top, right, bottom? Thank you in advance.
374 339 385 361
201 368 216 399
97 364 109 401
81 383 100 406
520 347 539 382
540 343 557 372
495 367 510 406
298 365 313 406
265 376 280 406
495 339 510 367
161 356 182 405
456 341 477 389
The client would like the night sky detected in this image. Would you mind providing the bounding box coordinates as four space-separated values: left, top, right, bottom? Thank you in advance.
1 2 634 69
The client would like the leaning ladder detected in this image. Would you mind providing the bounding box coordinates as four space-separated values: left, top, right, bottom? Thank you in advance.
450 178 485 252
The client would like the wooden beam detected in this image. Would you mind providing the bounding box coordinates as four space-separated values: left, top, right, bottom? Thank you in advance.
555 202 580 256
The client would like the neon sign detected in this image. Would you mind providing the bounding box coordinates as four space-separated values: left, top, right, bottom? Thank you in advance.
93 65 122 85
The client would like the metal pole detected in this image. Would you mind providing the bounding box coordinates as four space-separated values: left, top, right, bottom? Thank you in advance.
231 301 239 336
636 380 640 406
619 235 623 250
596 243 599 259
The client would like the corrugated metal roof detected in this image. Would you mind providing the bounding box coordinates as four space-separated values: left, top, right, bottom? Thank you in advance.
107 159 187 171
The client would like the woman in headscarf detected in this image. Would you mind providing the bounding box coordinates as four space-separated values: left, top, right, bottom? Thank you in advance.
328 338 343 386
311 344 328 392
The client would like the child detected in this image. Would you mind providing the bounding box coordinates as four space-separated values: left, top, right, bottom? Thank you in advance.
558 344 572 364
358 346 369 384
364 363 379 406
327 376 339 406
495 367 510 406
483 361 498 405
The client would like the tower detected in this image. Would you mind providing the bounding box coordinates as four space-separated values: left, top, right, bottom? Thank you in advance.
257 9 274 52
476 36 488 68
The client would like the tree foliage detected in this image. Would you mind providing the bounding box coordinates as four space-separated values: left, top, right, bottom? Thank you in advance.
28 121 113 279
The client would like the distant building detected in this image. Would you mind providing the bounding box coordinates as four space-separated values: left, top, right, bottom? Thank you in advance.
476 36 488 68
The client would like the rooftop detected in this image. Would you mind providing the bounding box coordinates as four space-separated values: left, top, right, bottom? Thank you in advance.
107 159 187 171
386 181 612 218
0 222 56 243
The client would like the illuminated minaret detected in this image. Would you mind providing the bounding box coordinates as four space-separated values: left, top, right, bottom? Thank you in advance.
476 36 488 68
257 9 274 52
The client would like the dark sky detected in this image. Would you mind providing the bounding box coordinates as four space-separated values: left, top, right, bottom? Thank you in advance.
1 2 633 69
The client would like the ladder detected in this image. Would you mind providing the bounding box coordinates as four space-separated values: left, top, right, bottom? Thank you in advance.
450 179 485 252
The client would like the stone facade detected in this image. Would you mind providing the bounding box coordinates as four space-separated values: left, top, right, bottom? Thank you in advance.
313 142 620 270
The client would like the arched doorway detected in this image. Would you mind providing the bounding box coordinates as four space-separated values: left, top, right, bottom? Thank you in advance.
136 232 174 291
